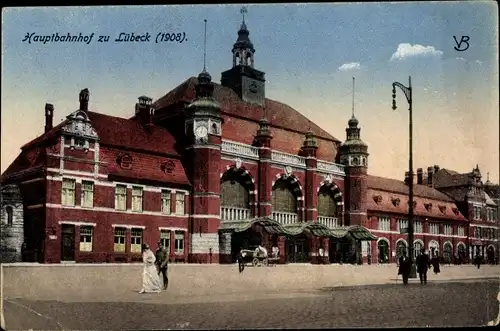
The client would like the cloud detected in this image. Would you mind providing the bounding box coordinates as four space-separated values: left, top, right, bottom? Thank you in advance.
390 43 443 61
475 60 483 64
338 62 361 71
455 57 466 61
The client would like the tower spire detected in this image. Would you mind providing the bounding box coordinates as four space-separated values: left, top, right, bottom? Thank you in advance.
241 6 247 25
352 76 355 117
203 19 207 72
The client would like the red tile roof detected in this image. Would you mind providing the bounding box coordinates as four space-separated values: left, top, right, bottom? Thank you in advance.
366 175 467 221
86 112 180 156
366 189 467 221
367 175 453 201
103 147 189 186
153 77 341 144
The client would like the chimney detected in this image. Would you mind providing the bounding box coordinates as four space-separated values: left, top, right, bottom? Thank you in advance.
79 88 90 112
434 165 440 173
427 166 434 186
404 171 410 185
135 96 154 131
44 103 54 133
417 168 423 185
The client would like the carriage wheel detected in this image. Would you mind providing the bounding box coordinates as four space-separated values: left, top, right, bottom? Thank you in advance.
262 258 269 267
252 258 259 267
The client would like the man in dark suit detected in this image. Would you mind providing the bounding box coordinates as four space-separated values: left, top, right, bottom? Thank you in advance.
398 250 411 285
415 248 430 285
155 241 169 290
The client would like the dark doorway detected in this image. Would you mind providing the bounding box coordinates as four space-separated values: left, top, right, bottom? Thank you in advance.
61 224 75 261
487 246 495 264
286 235 310 263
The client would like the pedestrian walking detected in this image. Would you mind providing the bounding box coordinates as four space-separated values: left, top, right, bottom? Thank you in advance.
431 253 440 275
237 249 246 273
474 254 482 269
155 241 169 290
139 243 162 294
415 248 430 285
397 251 411 285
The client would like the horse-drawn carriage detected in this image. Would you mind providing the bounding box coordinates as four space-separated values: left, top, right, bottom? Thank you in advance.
239 246 280 267
239 249 269 267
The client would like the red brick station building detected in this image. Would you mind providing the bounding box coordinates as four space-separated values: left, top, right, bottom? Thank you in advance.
1 17 498 265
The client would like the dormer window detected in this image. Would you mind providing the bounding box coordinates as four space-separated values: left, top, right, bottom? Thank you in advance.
438 205 446 214
373 195 382 204
408 201 417 209
424 203 433 211
75 138 85 148
118 154 132 169
452 207 459 215
391 197 400 207
161 160 176 174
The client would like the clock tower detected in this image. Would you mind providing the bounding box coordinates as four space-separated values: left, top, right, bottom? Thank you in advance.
339 78 369 227
221 7 266 107
185 21 224 263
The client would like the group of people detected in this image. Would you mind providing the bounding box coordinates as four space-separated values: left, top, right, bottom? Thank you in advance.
138 242 170 294
397 248 441 285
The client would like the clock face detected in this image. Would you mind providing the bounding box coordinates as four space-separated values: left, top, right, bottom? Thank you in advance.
195 125 208 139
249 81 258 93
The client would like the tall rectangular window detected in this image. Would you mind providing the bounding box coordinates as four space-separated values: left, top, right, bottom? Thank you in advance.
130 228 143 253
458 226 465 237
79 226 93 252
414 221 423 234
62 178 76 206
174 231 184 254
444 224 452 236
175 193 185 215
377 217 390 231
115 185 127 210
161 190 171 214
397 219 408 232
81 181 94 208
160 230 171 252
131 187 143 212
114 227 126 252
429 223 439 235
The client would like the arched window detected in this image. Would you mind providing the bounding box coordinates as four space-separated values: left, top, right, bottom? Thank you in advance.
414 241 424 258
317 186 337 217
377 239 390 264
272 179 297 213
6 206 13 225
443 242 453 263
396 240 407 260
221 178 249 209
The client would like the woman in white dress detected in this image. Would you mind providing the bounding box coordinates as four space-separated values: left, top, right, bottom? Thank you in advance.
139 243 162 294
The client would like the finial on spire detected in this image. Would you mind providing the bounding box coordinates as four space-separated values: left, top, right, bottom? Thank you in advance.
241 6 248 24
352 77 355 118
203 19 207 72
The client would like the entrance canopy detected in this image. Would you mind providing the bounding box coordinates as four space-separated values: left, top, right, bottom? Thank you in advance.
219 218 377 240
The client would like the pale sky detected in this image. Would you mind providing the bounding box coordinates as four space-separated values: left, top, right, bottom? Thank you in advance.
2 3 499 182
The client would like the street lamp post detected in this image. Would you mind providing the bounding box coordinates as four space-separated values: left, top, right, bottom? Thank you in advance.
392 76 417 278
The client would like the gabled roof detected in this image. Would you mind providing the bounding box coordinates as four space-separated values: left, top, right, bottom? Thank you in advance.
433 168 472 188
86 112 180 156
19 111 180 157
153 77 340 143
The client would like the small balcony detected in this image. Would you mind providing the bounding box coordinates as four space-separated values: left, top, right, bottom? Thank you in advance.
317 216 338 228
272 211 298 226
220 206 251 221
